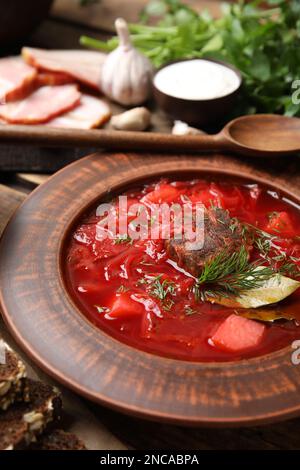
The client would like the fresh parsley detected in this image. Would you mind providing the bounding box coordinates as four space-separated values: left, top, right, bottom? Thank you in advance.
80 0 300 116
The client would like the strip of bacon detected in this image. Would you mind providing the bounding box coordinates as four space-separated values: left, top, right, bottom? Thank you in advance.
36 71 74 87
22 47 106 91
0 57 37 102
46 94 111 129
0 85 81 124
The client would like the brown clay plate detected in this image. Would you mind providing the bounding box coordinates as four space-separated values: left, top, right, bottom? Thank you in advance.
1 151 300 427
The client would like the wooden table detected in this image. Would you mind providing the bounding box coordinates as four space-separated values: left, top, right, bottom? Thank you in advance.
1 0 300 450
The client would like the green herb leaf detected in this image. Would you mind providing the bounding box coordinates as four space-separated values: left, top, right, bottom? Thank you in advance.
184 305 198 316
141 274 177 311
117 285 129 293
80 0 300 116
194 245 274 301
114 234 133 245
95 305 110 314
209 269 300 308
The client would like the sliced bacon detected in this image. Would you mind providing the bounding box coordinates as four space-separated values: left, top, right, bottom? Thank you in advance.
0 85 81 124
46 94 111 129
0 57 37 102
35 71 74 87
22 47 106 91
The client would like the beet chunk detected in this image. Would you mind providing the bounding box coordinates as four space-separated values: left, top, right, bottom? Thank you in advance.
211 314 266 353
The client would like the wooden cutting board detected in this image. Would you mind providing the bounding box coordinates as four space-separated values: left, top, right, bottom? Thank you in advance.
0 98 172 172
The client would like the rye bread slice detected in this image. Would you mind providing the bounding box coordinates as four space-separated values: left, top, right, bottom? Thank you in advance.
0 379 62 450
0 340 27 411
31 429 87 450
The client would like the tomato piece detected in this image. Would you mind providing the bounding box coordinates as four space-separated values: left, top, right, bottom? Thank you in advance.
109 292 145 319
211 314 266 353
265 211 295 237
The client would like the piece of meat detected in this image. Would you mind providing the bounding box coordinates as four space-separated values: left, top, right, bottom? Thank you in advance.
36 71 75 87
166 207 246 277
0 57 37 102
22 47 106 91
210 314 266 353
46 94 111 129
0 84 81 124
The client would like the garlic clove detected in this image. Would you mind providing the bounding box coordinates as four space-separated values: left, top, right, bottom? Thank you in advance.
172 120 206 136
101 18 153 106
110 107 151 131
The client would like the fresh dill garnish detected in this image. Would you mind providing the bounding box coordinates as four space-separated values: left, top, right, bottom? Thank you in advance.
184 306 198 316
162 298 175 311
278 262 300 278
209 200 220 210
193 245 274 301
229 217 241 234
94 305 110 314
243 223 300 278
114 234 133 245
117 285 129 293
138 275 177 311
149 275 176 301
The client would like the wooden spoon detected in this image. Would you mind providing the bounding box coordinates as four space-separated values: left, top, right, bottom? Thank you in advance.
0 114 299 158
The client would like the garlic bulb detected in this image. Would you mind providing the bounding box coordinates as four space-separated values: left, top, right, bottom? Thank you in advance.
101 18 153 106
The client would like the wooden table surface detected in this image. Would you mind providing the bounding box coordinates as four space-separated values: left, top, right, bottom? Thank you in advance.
1 0 300 450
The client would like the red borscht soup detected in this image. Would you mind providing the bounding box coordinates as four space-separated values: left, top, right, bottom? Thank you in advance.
64 178 300 362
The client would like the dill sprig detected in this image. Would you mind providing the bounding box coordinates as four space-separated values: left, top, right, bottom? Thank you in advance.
150 275 175 299
116 285 129 293
194 246 274 301
140 275 176 311
184 306 198 316
114 234 133 245
243 223 300 278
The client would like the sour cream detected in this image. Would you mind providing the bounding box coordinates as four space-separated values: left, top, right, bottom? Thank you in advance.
154 59 241 100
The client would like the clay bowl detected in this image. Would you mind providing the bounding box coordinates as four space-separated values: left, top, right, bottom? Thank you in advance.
1 152 300 427
153 58 242 127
